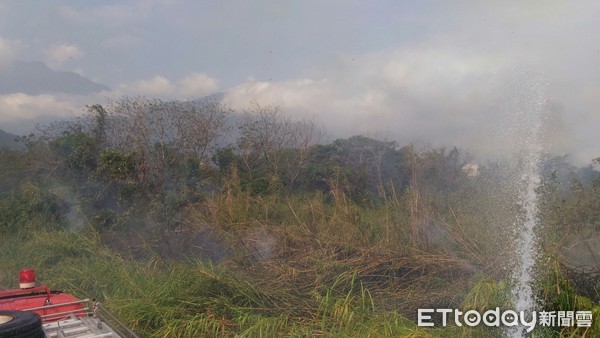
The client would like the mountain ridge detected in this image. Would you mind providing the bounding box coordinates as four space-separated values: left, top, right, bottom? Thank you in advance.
0 129 24 150
0 61 110 95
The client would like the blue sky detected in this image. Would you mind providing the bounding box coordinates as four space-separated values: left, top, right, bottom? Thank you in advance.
0 1 599 163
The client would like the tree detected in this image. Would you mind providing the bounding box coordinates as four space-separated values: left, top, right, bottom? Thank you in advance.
236 103 323 193
171 98 231 162
97 96 231 190
88 104 108 145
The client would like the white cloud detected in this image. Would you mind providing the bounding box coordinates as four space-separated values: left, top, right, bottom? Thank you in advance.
115 73 219 98
0 71 220 133
117 76 174 97
224 45 511 144
45 43 85 69
179 73 219 98
225 78 329 110
0 93 79 124
222 44 590 161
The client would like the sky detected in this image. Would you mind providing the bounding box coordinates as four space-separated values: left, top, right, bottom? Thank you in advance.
0 0 599 164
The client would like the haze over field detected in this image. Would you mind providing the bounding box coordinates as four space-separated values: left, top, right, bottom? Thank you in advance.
2 3 600 336
0 1 599 163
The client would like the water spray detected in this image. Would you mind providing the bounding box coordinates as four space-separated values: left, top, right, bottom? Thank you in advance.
505 73 548 338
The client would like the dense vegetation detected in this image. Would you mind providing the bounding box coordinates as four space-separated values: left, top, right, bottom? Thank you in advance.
1 97 599 337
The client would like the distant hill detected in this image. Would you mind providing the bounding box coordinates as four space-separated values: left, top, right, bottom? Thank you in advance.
0 61 110 95
0 129 24 150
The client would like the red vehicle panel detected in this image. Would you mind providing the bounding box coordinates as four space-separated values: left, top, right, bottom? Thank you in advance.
0 271 87 322
0 287 86 321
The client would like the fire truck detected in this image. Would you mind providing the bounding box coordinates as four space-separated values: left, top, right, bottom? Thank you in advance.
0 269 138 338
